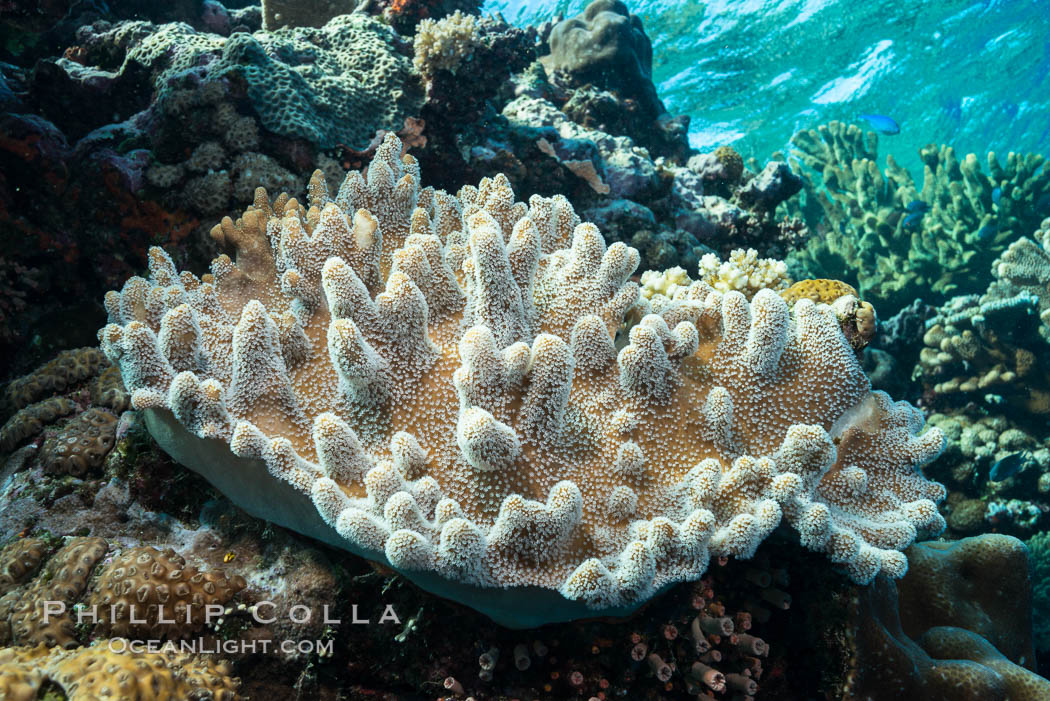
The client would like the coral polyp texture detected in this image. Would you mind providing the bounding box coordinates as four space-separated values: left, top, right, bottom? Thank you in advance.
0 641 241 701
98 134 947 626
88 546 247 640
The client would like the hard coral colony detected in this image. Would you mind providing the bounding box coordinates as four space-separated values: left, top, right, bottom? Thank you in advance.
99 133 947 626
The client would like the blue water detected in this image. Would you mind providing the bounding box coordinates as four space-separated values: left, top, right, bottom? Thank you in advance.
485 0 1050 171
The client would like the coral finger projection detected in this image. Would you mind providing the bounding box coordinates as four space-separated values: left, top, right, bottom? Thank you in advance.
98 133 946 626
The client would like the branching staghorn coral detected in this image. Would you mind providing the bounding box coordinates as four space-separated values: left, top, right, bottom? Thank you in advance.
786 121 1050 315
99 134 946 626
917 218 1050 418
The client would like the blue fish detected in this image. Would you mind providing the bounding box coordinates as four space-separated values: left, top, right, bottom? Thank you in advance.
906 200 929 213
989 451 1031 482
976 224 997 241
858 114 900 135
902 211 924 229
991 187 1002 205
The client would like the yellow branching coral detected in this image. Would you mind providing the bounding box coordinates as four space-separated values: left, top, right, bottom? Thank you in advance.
698 248 793 299
413 10 480 77
99 134 946 626
640 266 692 301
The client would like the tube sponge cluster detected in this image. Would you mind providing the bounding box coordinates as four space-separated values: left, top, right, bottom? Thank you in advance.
98 134 947 621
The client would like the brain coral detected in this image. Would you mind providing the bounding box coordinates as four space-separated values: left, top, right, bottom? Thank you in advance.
99 134 946 627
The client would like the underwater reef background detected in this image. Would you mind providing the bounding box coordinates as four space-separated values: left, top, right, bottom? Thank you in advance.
1 0 1049 699
487 0 1050 174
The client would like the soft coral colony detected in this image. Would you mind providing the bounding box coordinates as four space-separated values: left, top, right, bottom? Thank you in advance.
98 133 947 627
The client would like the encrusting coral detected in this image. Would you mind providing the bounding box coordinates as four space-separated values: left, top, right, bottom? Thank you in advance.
0 346 126 458
2 347 108 412
0 640 242 701
88 546 246 640
0 537 108 648
79 13 422 151
99 133 947 626
0 539 48 595
897 536 1035 665
91 365 131 413
842 534 1050 700
39 407 119 477
0 397 77 454
0 537 248 652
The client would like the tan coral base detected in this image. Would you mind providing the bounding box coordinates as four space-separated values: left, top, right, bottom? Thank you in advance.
144 407 658 628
